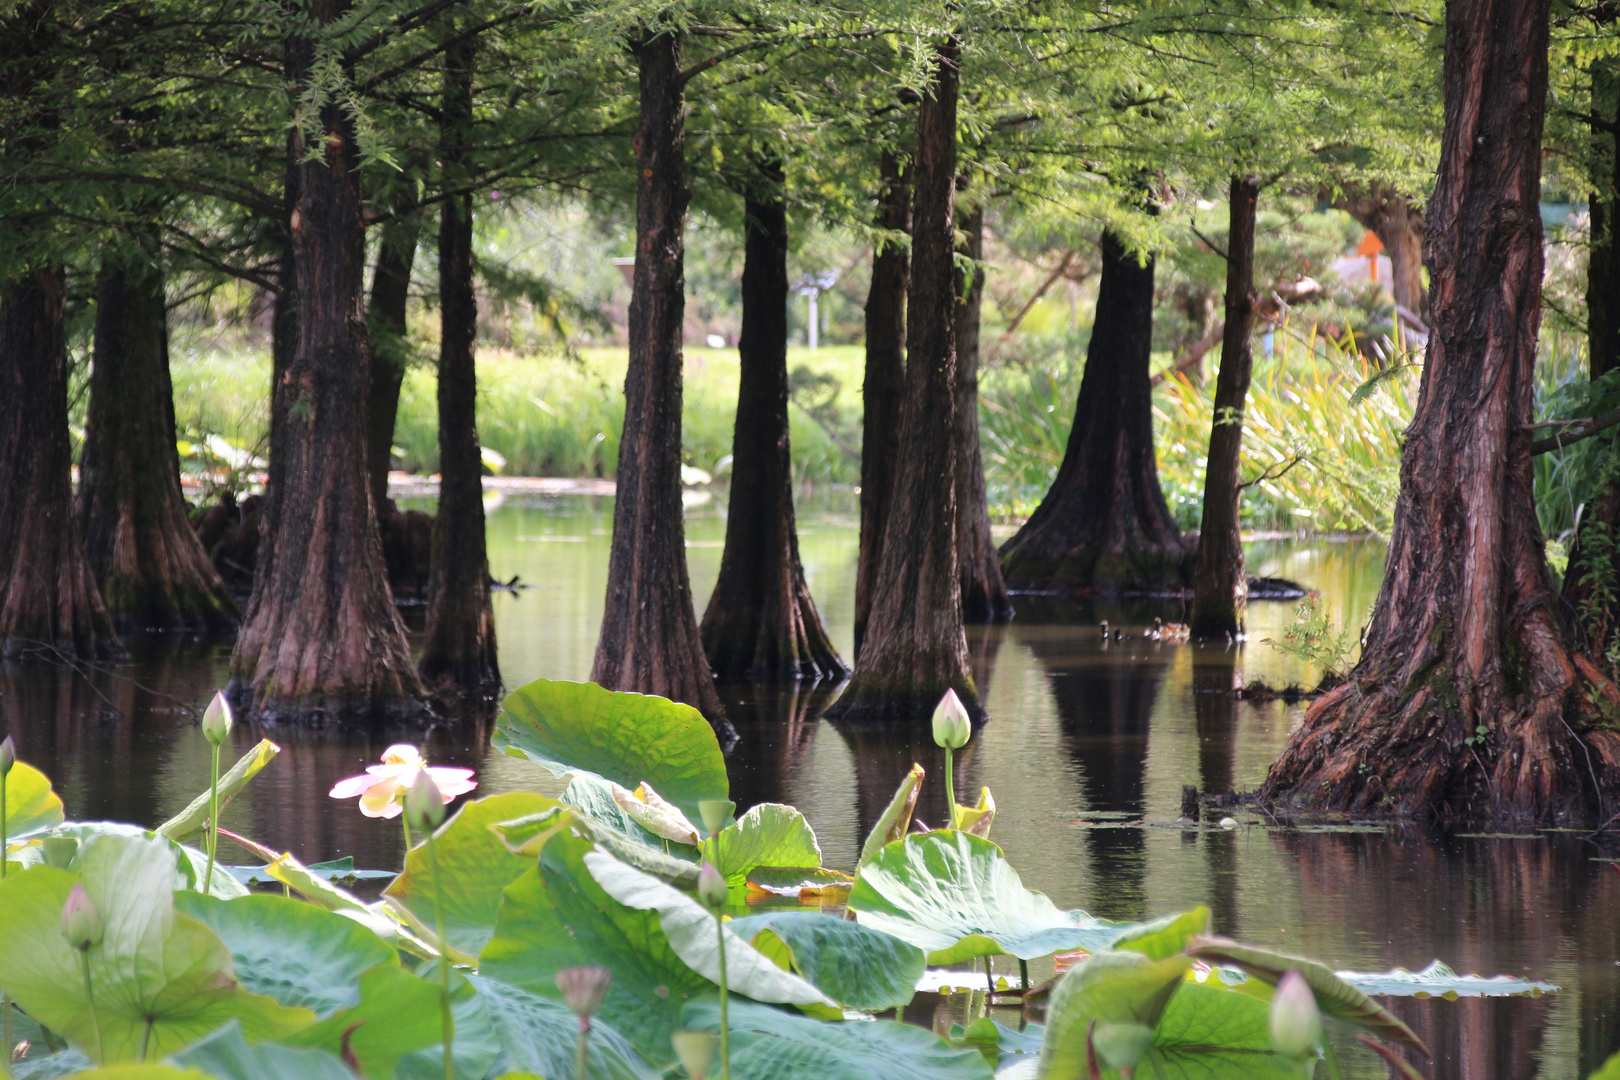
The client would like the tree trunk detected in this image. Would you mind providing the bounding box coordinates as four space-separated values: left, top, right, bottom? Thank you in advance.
854 152 909 657
591 30 726 724
825 40 980 722
78 251 237 633
700 165 846 683
420 36 499 698
1588 57 1619 382
998 229 1186 595
0 267 121 658
366 215 419 514
229 0 423 723
1188 178 1260 639
1335 186 1427 317
954 203 1013 624
1263 0 1619 821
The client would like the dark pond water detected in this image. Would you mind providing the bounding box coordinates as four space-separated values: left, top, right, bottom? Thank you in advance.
3 488 1618 1078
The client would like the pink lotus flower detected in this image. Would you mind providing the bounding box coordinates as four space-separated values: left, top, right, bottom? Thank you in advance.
328 744 476 819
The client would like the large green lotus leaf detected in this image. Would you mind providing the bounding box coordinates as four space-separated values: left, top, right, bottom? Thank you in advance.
1036 951 1192 1080
392 967 502 1080
491 804 700 886
3 761 65 840
582 850 835 1010
171 1021 352 1080
277 964 442 1079
1134 980 1300 1079
0 835 313 1062
1591 1050 1620 1080
1188 937 1427 1055
262 852 443 962
682 998 994 1080
849 832 1125 963
478 830 712 1067
383 792 562 956
155 740 281 845
728 911 925 1012
8 822 248 900
469 975 657 1080
713 804 821 886
172 893 395 1018
496 679 727 820
1111 908 1210 961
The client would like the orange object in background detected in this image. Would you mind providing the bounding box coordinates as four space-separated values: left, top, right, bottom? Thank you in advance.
1356 229 1385 281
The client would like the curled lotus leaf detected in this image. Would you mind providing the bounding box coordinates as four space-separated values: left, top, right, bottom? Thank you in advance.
611 781 700 846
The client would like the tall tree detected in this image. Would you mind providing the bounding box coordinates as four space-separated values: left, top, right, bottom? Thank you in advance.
1263 0 1616 819
229 0 423 721
591 27 726 721
365 215 420 514
701 163 846 683
421 33 499 697
827 38 980 722
78 245 237 632
1589 56 1620 382
0 267 121 658
998 228 1186 595
953 201 1012 623
854 152 909 656
1189 176 1260 638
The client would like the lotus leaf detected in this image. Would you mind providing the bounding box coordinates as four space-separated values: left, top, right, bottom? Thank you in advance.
173 893 396 1017
468 975 657 1080
712 803 822 886
391 967 503 1080
60 1069 213 1080
1110 907 1210 961
849 831 1125 962
728 911 925 1012
2 761 64 840
384 791 562 955
262 853 446 962
681 998 994 1080
1337 959 1557 998
859 764 923 865
496 679 727 821
171 1021 353 1080
1189 936 1428 1055
0 834 312 1062
956 787 996 839
1126 981 1298 1080
744 866 851 898
583 850 836 1010
1036 951 1191 1080
611 781 700 845
479 830 713 1067
155 740 281 844
277 964 443 1078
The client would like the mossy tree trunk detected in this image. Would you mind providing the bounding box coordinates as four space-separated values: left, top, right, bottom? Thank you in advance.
366 215 420 514
855 152 909 657
229 0 423 722
701 163 846 683
1188 177 1259 639
78 249 237 633
826 39 980 722
591 29 726 723
420 34 499 698
954 203 1012 624
998 229 1185 596
0 267 121 658
1263 0 1620 821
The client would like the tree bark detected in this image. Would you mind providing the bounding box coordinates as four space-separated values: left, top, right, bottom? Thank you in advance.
1188 178 1260 639
591 30 726 723
700 165 847 683
954 202 1012 623
366 215 419 514
998 229 1186 595
420 35 498 698
1263 0 1618 821
1335 186 1427 317
78 250 237 633
1588 57 1619 382
825 40 980 722
0 267 121 658
855 152 909 657
229 0 423 723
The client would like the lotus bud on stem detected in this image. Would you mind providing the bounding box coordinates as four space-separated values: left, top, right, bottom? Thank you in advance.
61 885 104 1064
673 1029 718 1079
201 692 232 896
1269 969 1324 1059
407 771 455 1080
557 966 611 1080
1 734 12 1072
931 689 970 830
696 861 731 1080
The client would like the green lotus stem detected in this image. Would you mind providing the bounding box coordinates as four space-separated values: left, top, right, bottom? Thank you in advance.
402 814 414 862
425 829 455 1080
943 746 958 830
79 951 102 1065
139 1016 154 1062
714 910 730 1080
1019 958 1029 993
574 1024 588 1080
204 742 221 896
1321 1037 1342 1080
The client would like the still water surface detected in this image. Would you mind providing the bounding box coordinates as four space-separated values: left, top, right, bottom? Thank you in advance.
2 489 1617 1078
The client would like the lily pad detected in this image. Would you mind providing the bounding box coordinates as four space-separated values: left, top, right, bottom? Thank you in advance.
2 761 65 840
729 911 926 1011
384 792 563 956
848 831 1126 963
1337 959 1557 999
469 975 657 1080
496 679 727 821
713 804 822 886
155 740 281 844
0 834 313 1062
745 866 852 898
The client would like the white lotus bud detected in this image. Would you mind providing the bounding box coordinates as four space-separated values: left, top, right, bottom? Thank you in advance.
697 861 727 910
405 769 445 831
1269 970 1323 1057
62 884 103 951
931 688 971 749
201 691 233 746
